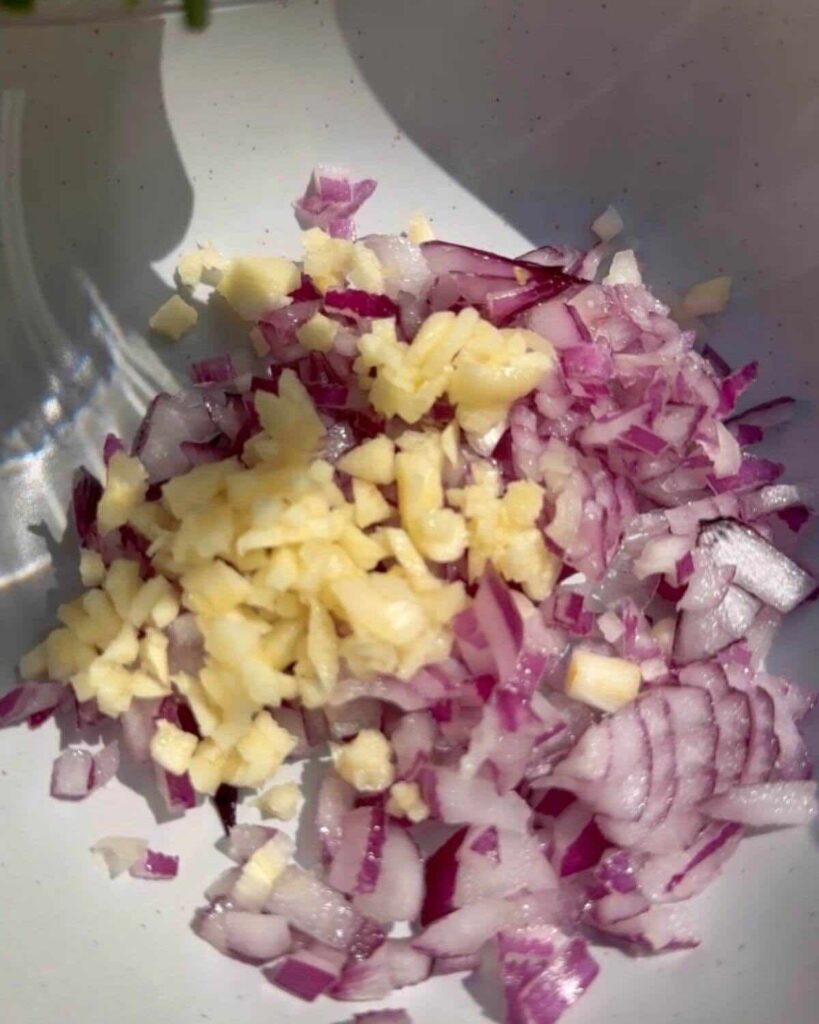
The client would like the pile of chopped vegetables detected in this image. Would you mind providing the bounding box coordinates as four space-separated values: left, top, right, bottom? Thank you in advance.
2 167 817 1024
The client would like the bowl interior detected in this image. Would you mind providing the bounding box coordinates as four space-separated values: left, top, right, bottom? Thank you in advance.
0 3 817 1023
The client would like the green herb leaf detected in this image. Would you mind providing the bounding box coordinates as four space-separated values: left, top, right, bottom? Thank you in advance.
1 0 37 12
1 1 212 28
183 0 209 30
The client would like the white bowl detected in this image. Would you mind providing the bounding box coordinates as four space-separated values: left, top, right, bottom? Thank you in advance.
1 3 817 1023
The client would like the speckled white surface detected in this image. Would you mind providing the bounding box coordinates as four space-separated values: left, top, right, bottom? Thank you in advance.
0 2 817 1023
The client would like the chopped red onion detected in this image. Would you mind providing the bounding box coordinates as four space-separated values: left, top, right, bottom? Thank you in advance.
196 908 291 962
739 482 814 524
331 939 431 1001
132 391 218 484
550 676 783 856
603 250 642 286
329 675 432 713
674 585 762 664
485 275 580 326
165 613 205 676
129 848 180 880
414 898 513 957
353 825 423 924
498 926 599 1024
362 234 433 299
421 767 531 833
636 822 743 903
288 276 321 302
189 355 236 385
120 698 161 762
258 300 321 361
716 361 758 416
325 699 382 740
727 395 796 444
266 866 357 949
389 711 434 780
213 783 238 834
518 244 584 271
102 432 125 465
179 437 233 466
700 781 818 826
302 707 331 747
71 467 103 547
547 801 609 877
396 290 427 341
74 698 104 730
697 518 816 613
678 555 735 612
317 774 357 862
92 836 148 878
453 827 557 908
202 390 250 441
324 288 399 321
154 764 197 814
432 952 481 976
265 943 346 1001
421 242 579 305
707 456 784 495
293 166 377 240
51 741 119 800
420 827 466 927
0 682 64 729
525 298 588 349
225 824 282 864
470 566 524 683
91 740 120 790
204 866 241 905
588 901 699 953
328 804 387 895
